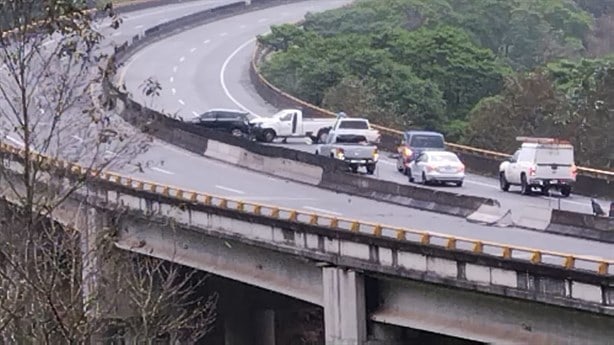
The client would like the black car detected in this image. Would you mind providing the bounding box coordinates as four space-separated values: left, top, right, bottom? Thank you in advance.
188 108 256 136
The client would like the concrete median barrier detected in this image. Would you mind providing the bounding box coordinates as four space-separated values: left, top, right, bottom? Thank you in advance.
545 210 614 243
319 171 500 218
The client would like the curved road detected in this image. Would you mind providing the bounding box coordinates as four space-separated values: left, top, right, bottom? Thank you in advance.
120 0 611 218
116 1 614 259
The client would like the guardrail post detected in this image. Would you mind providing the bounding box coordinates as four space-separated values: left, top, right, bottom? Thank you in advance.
420 233 430 245
531 251 542 264
350 221 360 232
236 202 245 212
270 208 280 218
253 205 261 215
330 218 339 228
204 196 212 205
288 210 297 221
309 214 318 225
502 247 512 259
599 262 609 275
396 229 406 240
473 241 484 253
219 199 228 209
372 225 382 236
446 238 457 250
564 256 575 269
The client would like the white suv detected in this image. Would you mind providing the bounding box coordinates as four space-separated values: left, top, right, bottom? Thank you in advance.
499 137 577 197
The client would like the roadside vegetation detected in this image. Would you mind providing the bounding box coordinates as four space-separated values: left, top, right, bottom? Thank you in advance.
258 0 614 169
0 0 218 342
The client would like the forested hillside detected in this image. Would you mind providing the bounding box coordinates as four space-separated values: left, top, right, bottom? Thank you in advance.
258 0 614 168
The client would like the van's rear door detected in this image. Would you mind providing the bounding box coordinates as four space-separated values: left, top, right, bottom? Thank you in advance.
534 145 575 181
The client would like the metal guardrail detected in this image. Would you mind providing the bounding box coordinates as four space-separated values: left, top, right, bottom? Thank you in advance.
1 141 612 276
250 42 614 181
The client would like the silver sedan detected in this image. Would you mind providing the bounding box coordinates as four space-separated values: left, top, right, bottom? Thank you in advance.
407 151 465 187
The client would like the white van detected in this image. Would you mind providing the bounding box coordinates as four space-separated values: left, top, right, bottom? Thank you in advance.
499 137 577 197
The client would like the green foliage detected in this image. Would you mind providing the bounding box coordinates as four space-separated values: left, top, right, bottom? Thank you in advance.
258 0 614 167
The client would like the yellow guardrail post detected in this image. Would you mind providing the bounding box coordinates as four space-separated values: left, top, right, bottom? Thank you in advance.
189 192 198 203
396 229 406 240
564 256 575 269
288 210 297 221
236 201 245 212
531 251 542 264
309 214 318 225
598 262 609 275
373 225 382 237
219 199 228 209
446 238 457 250
502 247 512 259
350 221 360 232
420 233 430 245
253 205 262 215
330 218 339 228
270 208 280 218
473 241 484 254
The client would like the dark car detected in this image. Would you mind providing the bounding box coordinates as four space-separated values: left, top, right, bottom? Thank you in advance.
396 130 446 175
187 108 256 136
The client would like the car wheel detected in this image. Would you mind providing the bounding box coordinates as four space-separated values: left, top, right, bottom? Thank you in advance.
350 165 358 173
540 186 550 196
421 172 429 185
499 172 510 192
263 129 276 143
560 185 572 197
366 164 376 175
455 180 463 187
231 128 243 137
520 174 531 195
407 168 414 183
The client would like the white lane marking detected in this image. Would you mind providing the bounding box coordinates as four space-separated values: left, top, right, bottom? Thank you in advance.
134 25 144 29
192 111 199 117
6 136 24 146
220 38 257 113
203 39 210 44
169 76 174 83
257 18 268 23
190 47 197 53
178 99 185 105
219 32 228 37
173 65 178 73
303 206 342 216
215 185 245 194
171 88 176 95
151 166 175 175
179 56 185 63
111 31 123 37
72 135 84 142
243 196 318 201
42 39 55 46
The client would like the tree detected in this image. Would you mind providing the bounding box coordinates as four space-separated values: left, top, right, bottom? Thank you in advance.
0 1 218 342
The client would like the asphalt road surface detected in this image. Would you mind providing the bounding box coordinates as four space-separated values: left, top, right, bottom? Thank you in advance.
113 0 614 259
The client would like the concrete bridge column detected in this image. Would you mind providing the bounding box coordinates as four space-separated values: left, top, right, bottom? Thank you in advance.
322 267 367 345
254 309 276 345
367 323 405 345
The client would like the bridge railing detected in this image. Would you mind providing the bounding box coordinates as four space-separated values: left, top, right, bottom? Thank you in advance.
0 141 612 276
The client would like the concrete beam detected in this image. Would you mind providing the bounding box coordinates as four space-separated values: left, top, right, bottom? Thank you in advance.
371 277 614 345
115 217 323 306
323 267 367 345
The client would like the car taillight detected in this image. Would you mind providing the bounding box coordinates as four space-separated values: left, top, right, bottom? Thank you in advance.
403 147 412 158
571 164 577 178
425 165 435 172
528 165 536 176
335 148 345 159
458 164 465 172
373 148 379 161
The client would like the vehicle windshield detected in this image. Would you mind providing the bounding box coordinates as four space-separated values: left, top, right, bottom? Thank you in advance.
410 134 445 148
337 120 369 130
429 153 460 163
335 135 368 144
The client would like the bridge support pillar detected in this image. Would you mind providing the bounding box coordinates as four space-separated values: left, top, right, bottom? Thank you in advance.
254 309 276 345
322 267 367 345
368 323 405 345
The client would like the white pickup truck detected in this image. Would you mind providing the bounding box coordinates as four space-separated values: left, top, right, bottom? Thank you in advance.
499 137 577 197
249 109 380 144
